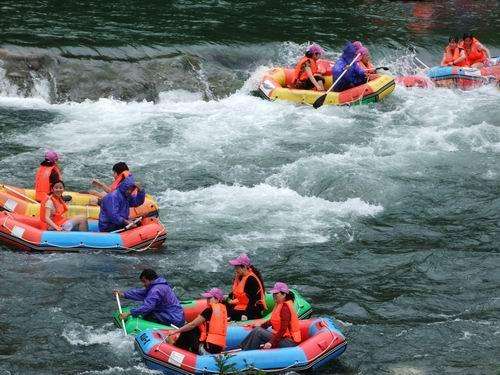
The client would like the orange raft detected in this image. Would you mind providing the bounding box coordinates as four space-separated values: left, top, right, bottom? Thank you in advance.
0 184 159 220
0 211 167 252
259 59 395 106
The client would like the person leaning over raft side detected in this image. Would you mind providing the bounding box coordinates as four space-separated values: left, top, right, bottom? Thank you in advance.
114 269 185 327
292 44 326 91
240 282 301 350
40 180 88 231
166 288 228 355
97 174 145 232
331 42 367 92
461 33 491 68
34 149 62 202
441 36 467 67
226 254 267 321
89 162 130 199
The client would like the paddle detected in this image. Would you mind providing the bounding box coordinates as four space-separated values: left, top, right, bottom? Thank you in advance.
115 292 127 335
414 56 429 69
111 216 143 233
313 53 361 109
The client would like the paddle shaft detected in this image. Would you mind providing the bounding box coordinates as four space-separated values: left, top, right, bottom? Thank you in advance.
414 56 429 69
111 216 143 233
115 293 127 335
313 53 361 108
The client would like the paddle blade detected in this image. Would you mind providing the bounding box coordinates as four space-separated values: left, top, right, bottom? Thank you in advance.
312 93 327 109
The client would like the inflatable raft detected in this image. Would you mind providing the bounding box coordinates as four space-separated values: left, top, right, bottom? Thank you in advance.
259 59 395 106
0 184 159 220
0 211 167 252
113 290 312 335
397 57 500 90
135 317 346 374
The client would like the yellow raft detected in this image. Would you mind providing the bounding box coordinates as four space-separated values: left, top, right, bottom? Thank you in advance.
0 184 159 220
259 61 395 106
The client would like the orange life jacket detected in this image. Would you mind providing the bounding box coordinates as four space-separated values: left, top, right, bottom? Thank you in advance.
269 300 301 343
461 38 487 66
40 195 68 230
109 170 130 192
34 164 62 202
232 271 267 312
294 56 318 82
198 302 228 349
443 46 467 67
360 60 375 71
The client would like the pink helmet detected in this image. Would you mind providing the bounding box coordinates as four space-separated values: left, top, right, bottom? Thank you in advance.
352 41 364 52
306 43 325 55
44 149 59 163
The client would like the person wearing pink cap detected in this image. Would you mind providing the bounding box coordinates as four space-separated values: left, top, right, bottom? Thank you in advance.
358 47 376 73
240 282 301 351
227 254 267 322
34 149 62 202
291 43 326 91
167 288 228 354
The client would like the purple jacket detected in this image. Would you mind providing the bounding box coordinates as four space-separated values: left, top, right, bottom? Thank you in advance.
98 175 145 232
124 277 185 326
331 42 367 92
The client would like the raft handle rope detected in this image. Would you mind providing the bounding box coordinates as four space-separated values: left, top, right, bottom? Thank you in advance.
0 213 166 253
152 318 341 373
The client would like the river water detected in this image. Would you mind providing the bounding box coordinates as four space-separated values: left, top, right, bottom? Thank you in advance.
0 1 499 374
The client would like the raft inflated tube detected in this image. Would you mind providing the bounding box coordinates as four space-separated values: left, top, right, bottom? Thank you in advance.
135 317 346 374
0 212 167 252
0 184 159 220
259 63 395 106
113 290 312 335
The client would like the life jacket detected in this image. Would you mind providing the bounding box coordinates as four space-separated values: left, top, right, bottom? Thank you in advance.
34 164 62 202
269 300 301 343
232 270 267 312
40 194 68 230
294 56 318 82
443 46 467 67
198 302 228 349
461 38 487 66
109 170 130 192
360 60 375 71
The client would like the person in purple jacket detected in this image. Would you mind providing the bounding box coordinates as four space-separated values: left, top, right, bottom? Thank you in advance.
331 42 367 92
98 174 145 232
114 269 185 327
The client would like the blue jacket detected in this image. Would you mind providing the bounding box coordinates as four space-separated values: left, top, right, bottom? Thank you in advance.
331 42 367 92
98 175 146 232
124 277 185 326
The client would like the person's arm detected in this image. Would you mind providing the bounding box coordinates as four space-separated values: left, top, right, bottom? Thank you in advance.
44 201 62 231
441 52 448 66
128 188 146 208
305 66 323 91
454 49 467 65
91 179 112 193
266 303 291 349
130 287 161 317
167 312 207 335
477 42 491 58
123 287 148 301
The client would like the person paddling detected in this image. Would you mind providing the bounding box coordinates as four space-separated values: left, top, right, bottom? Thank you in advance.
239 282 301 350
166 288 228 355
114 269 185 327
441 36 467 67
292 44 326 91
331 42 367 92
226 254 267 321
34 150 62 202
461 33 491 68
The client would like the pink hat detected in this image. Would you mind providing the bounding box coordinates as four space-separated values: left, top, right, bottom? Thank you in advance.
352 41 363 52
229 254 252 267
44 149 59 163
306 43 325 55
201 287 224 301
358 47 369 56
269 282 290 294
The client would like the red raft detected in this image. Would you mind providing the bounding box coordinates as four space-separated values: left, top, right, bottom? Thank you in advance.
0 212 167 252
